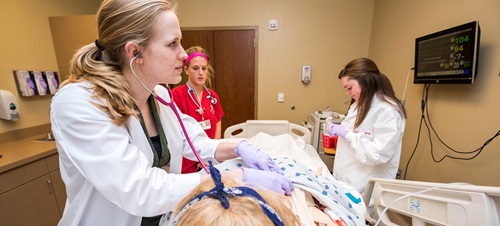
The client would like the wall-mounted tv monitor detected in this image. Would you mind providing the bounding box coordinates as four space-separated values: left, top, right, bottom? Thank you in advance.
414 21 480 84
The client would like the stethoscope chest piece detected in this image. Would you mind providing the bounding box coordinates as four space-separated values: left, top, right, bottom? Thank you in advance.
207 94 217 105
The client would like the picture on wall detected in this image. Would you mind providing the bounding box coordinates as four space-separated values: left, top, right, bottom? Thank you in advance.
13 70 60 96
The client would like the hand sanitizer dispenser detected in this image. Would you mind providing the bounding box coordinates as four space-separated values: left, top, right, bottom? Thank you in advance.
0 90 20 121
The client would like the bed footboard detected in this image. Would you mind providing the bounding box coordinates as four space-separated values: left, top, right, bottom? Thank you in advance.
365 178 500 226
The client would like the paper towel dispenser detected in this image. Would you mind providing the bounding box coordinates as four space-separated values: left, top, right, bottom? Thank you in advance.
0 90 20 121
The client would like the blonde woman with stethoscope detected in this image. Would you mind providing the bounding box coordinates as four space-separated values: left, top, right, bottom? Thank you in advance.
50 1 293 225
172 46 224 173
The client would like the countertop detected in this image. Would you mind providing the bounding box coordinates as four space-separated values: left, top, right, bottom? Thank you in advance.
0 134 57 173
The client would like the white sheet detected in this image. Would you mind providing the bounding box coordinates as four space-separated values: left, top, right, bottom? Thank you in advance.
226 132 331 179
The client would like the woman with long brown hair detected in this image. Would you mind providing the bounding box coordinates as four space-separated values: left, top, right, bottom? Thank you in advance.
327 57 406 198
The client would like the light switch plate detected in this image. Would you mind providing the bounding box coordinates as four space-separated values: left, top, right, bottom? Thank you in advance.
278 93 284 102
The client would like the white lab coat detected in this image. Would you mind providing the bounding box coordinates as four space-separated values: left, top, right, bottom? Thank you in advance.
333 94 405 196
50 82 222 226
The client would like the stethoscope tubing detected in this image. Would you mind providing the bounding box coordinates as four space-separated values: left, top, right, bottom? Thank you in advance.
187 88 203 114
187 84 217 109
130 56 210 174
155 92 210 174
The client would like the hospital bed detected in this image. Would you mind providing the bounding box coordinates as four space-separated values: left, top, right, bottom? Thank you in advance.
224 120 500 226
364 178 500 226
223 120 366 225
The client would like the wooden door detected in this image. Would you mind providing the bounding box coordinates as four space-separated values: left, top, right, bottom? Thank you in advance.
213 30 255 133
181 29 256 134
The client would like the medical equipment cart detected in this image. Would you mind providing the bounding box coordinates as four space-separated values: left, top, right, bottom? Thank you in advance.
303 112 342 172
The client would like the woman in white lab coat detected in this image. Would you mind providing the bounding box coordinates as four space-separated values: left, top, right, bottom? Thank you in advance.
327 57 406 197
50 1 292 226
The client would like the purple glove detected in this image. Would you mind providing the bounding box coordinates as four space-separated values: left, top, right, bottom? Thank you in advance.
242 167 293 195
235 140 281 174
327 123 348 139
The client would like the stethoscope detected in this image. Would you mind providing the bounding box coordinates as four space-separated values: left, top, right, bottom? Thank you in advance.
186 83 217 117
129 54 210 174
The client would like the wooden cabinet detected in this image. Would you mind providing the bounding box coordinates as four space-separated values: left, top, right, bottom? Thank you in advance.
0 154 66 226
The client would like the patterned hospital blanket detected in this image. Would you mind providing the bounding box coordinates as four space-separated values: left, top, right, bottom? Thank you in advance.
218 133 366 226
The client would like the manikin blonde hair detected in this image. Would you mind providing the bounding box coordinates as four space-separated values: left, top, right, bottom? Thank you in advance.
60 0 177 126
174 177 301 226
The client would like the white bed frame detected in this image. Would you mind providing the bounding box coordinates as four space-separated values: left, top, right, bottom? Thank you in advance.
364 178 500 226
224 120 312 144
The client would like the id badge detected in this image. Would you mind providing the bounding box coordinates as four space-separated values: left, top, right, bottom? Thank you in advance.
198 120 211 130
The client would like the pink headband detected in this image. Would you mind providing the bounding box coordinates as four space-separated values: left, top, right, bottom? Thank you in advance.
184 52 209 67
